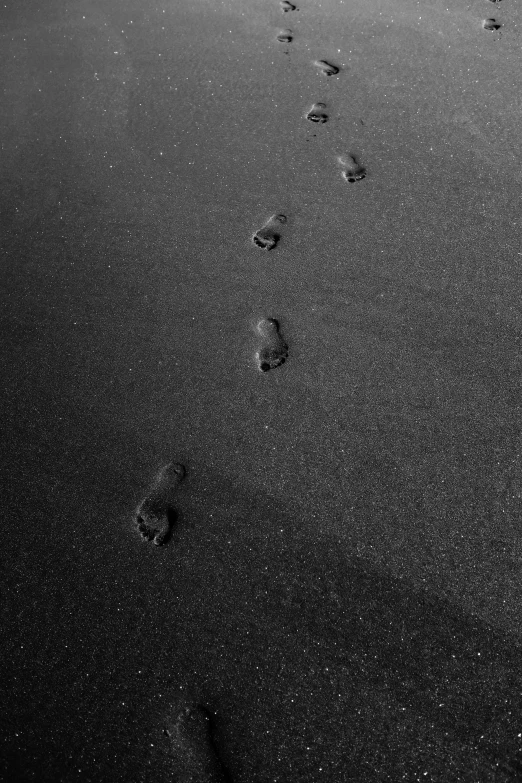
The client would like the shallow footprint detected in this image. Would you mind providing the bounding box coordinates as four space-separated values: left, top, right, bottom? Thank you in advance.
276 28 293 42
280 1 297 11
314 59 340 76
252 213 287 250
482 17 501 30
165 704 228 783
255 318 289 372
306 102 328 123
135 462 185 546
338 154 366 182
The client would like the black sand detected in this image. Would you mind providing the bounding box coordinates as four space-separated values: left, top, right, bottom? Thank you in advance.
2 0 522 780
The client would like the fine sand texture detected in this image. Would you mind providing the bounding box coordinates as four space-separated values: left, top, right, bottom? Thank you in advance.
2 0 522 780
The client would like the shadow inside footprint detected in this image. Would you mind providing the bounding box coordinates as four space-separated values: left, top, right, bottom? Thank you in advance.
306 102 328 123
252 214 286 250
255 317 289 372
276 28 293 42
314 59 340 76
165 703 230 783
134 462 185 546
339 154 366 183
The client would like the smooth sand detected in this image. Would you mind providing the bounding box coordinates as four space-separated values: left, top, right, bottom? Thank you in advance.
2 0 522 780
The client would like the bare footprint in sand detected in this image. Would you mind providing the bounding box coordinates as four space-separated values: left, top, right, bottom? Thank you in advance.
314 59 340 76
338 154 366 182
280 1 297 11
306 101 328 123
165 704 228 783
135 462 185 546
482 17 501 30
276 28 293 42
255 318 289 372
252 213 287 250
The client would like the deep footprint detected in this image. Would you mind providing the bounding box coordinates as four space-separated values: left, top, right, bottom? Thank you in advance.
280 1 297 11
482 17 501 30
252 213 286 250
306 102 328 123
135 462 185 546
338 154 366 182
314 59 340 76
255 318 289 372
165 704 228 783
276 28 293 42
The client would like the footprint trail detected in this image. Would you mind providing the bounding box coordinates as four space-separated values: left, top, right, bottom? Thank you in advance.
255 318 289 372
134 462 185 546
252 213 287 250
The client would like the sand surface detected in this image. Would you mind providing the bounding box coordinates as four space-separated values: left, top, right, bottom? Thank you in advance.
2 0 522 780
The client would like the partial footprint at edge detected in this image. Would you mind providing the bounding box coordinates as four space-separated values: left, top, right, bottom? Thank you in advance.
306 101 328 123
314 59 340 76
276 28 293 42
252 213 287 250
337 154 366 183
165 704 228 783
255 318 289 372
280 1 297 11
134 462 185 546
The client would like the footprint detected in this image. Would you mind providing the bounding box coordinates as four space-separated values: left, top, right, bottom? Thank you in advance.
314 59 340 76
280 1 297 11
255 318 289 372
165 704 228 783
306 102 328 123
276 28 293 42
135 462 185 546
338 154 366 183
482 17 501 30
252 213 287 250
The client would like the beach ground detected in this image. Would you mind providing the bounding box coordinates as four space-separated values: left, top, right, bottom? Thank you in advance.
2 0 522 780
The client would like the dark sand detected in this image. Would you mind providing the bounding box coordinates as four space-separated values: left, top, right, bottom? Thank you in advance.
2 0 522 780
